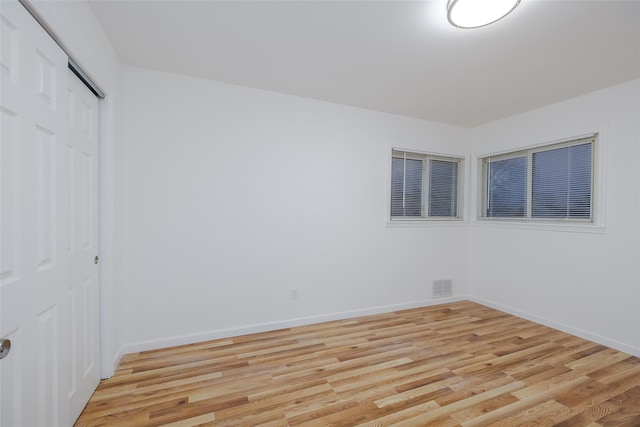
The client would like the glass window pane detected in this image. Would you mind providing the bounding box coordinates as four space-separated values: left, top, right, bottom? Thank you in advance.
403 159 423 216
568 143 592 218
391 157 422 217
487 156 527 217
429 160 458 217
532 143 592 219
532 147 569 218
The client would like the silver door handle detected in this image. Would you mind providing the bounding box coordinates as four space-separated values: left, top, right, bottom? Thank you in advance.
0 339 11 360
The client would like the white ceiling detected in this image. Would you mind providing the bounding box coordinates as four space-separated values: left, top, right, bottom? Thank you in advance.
88 0 640 127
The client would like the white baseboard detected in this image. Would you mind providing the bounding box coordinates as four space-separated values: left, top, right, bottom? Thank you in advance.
469 296 640 358
119 295 640 359
120 296 466 355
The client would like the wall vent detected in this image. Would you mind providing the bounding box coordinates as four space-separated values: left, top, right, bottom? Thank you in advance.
432 279 453 298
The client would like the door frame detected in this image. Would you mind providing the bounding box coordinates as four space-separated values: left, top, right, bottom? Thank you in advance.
97 93 118 379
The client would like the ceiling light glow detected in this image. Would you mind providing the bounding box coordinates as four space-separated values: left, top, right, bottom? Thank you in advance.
447 0 521 29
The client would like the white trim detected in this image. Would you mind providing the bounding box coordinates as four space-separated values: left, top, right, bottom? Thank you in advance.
472 126 608 232
593 124 608 228
98 95 116 379
468 296 640 357
387 147 466 225
391 147 466 161
386 219 466 228
638 109 640 353
121 297 466 354
477 132 598 160
468 219 605 234
121 295 640 358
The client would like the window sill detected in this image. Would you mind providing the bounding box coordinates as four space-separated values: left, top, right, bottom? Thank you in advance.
470 218 605 234
386 218 465 228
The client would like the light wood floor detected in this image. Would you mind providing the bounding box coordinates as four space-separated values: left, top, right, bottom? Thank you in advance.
75 301 640 426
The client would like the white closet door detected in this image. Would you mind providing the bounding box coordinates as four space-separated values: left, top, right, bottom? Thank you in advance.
67 67 100 423
1 2 100 426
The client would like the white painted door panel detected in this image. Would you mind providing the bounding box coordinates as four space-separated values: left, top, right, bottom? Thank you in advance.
1 2 100 426
67 67 100 423
1 2 69 425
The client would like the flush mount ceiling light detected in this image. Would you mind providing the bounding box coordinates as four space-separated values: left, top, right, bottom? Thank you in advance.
447 0 521 29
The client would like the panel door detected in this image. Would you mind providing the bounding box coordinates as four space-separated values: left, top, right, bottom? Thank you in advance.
66 67 100 423
0 2 98 426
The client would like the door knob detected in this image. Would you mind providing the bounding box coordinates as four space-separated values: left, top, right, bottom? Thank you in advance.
94 255 99 265
0 339 11 360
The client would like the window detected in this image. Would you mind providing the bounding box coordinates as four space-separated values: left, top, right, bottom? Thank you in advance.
390 150 462 220
481 135 595 221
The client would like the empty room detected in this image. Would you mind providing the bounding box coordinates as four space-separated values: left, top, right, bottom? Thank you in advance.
1 0 639 425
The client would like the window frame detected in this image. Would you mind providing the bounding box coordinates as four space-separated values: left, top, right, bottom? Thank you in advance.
388 148 465 224
479 134 598 224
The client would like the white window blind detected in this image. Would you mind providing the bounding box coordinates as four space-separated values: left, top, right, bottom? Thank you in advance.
482 136 595 221
391 155 423 217
429 160 458 217
390 150 462 220
486 156 527 217
531 143 592 219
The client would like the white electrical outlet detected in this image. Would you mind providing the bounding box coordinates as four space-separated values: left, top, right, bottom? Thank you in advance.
290 288 299 300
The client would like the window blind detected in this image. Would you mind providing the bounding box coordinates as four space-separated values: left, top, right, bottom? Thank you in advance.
390 150 461 220
429 160 458 217
487 156 527 217
483 136 595 221
532 142 592 219
391 155 423 217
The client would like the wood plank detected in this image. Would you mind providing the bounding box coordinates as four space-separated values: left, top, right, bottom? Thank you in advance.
74 301 640 426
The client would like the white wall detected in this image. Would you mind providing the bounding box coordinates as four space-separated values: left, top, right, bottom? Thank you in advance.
27 0 640 362
118 68 640 356
30 0 124 376
8 0 640 410
468 79 640 356
119 65 471 352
